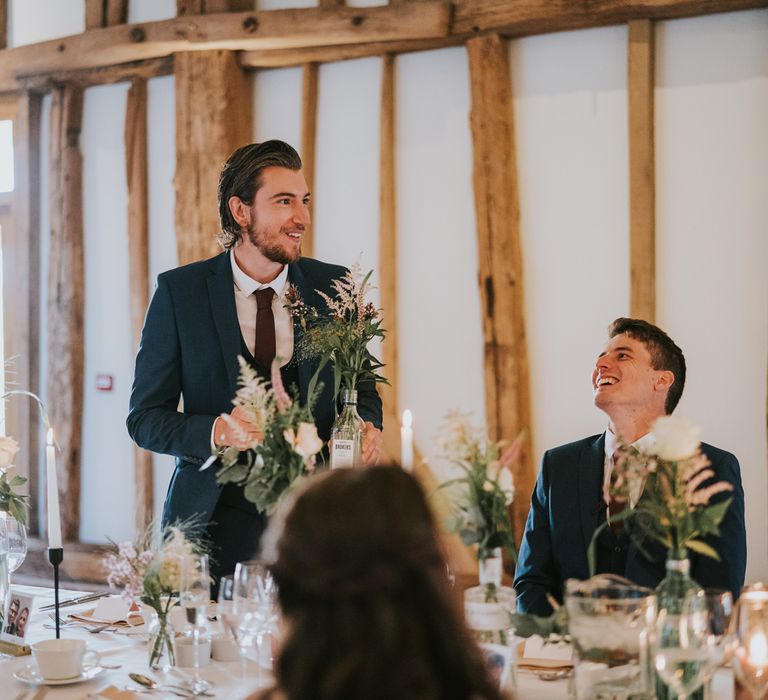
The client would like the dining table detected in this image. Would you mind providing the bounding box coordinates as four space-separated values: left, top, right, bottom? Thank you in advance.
1 585 738 699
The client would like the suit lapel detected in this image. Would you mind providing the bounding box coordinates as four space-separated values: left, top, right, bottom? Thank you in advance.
578 434 606 555
207 251 241 397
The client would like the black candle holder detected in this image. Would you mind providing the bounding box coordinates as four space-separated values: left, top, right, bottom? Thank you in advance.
48 548 63 639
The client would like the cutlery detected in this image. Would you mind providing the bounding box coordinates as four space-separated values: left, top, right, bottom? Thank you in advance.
129 673 214 697
39 592 110 611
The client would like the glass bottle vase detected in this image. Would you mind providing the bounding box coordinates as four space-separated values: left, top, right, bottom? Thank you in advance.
655 549 704 700
330 389 364 469
147 610 176 671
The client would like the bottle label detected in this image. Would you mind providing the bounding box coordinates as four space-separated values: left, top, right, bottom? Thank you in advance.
331 440 355 469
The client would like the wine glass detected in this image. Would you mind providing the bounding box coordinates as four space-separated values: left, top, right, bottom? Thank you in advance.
218 574 250 679
654 590 709 699
5 517 27 574
233 560 278 686
179 553 211 695
731 586 768 700
700 589 734 699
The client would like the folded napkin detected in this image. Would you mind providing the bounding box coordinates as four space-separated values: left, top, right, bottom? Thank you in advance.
87 685 141 699
517 635 573 670
69 599 143 627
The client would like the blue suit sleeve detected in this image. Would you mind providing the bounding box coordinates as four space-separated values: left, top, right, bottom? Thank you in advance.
126 276 217 464
514 452 559 615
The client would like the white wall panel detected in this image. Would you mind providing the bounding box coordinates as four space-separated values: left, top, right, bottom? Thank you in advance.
8 0 84 47
128 0 176 23
252 67 303 148
511 26 630 469
656 9 768 583
80 83 135 543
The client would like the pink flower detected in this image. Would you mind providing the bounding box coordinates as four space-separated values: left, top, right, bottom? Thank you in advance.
271 360 292 413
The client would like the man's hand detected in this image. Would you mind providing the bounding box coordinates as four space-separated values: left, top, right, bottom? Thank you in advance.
214 406 263 450
361 422 383 466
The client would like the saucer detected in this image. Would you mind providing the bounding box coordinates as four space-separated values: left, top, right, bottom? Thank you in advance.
13 664 106 686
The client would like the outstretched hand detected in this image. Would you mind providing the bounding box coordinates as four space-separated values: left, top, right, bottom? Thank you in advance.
214 405 263 450
361 422 383 466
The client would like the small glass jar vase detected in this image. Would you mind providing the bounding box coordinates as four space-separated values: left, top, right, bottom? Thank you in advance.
330 389 364 469
147 609 176 672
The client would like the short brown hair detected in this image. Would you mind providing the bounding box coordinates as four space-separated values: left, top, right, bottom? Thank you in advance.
608 317 686 414
216 140 302 249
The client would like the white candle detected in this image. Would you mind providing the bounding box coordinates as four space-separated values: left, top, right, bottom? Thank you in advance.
46 428 62 549
401 409 414 472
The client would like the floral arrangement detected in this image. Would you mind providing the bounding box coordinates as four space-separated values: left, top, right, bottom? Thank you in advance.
589 415 733 574
284 264 388 400
434 412 519 563
214 358 323 515
104 521 205 668
0 437 28 526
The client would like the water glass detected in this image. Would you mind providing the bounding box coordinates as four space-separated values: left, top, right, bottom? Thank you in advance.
731 586 768 700
5 517 27 573
179 554 211 695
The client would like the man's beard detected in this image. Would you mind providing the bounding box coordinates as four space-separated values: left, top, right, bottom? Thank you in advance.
246 222 301 265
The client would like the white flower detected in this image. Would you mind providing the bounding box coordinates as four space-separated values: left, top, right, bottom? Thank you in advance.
649 415 701 461
0 436 19 469
498 468 515 504
482 480 494 493
285 422 323 459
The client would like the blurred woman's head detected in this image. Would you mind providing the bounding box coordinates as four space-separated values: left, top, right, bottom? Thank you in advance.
263 466 502 700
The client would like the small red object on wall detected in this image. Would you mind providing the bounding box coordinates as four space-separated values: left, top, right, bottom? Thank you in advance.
96 374 113 392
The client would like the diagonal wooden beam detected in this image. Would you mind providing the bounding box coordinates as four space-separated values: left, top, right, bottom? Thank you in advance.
467 34 534 545
628 19 656 322
48 84 85 543
300 62 318 257
125 78 154 531
175 50 252 265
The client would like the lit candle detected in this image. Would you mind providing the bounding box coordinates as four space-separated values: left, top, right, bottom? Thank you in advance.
749 630 768 666
401 410 414 472
46 428 62 549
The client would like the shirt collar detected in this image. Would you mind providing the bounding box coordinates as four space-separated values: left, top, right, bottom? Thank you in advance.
230 251 289 296
604 427 656 457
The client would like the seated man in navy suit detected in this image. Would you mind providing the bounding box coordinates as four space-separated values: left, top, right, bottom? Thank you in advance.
127 141 383 586
514 318 746 615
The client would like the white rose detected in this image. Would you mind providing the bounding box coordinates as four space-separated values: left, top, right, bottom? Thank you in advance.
0 436 19 469
294 422 323 458
498 468 515 504
650 415 701 461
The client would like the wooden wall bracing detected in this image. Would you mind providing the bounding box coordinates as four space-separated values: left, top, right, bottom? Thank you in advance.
48 84 85 543
0 0 6 51
125 79 153 531
86 0 128 30
467 34 534 545
628 19 656 322
177 0 255 16
175 50 252 265
4 93 42 532
300 62 318 257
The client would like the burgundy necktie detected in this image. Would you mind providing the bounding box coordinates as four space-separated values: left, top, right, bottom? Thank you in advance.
254 288 276 368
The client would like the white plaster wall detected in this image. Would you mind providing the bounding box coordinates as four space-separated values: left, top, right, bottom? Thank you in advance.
8 0 84 47
128 0 176 24
252 67 303 148
655 9 768 584
80 83 135 544
511 25 630 468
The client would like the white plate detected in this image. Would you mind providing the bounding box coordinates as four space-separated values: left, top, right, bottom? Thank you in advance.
13 664 106 686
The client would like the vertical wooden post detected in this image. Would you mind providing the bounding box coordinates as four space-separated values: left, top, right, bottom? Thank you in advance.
174 50 251 266
48 84 85 543
125 79 153 531
0 0 7 50
301 62 318 257
628 19 656 322
467 34 534 544
85 0 127 29
5 92 42 532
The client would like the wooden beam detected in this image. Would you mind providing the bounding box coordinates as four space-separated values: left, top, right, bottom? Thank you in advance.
178 0 205 14
178 0 254 13
466 34 534 546
628 19 656 322
175 50 251 265
48 84 85 543
300 62 318 257
125 79 153 531
18 56 174 93
3 93 42 533
0 3 452 91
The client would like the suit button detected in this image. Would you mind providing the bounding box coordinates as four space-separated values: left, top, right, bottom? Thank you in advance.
614 546 622 553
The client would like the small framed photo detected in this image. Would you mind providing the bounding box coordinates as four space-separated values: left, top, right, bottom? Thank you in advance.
1 590 36 644
479 642 515 691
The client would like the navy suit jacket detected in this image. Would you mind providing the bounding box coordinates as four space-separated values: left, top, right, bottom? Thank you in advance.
127 252 383 527
513 433 747 616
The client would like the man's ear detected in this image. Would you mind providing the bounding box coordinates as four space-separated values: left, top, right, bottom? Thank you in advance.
655 370 675 394
228 196 251 229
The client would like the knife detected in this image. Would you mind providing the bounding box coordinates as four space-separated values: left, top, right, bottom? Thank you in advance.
39 591 110 611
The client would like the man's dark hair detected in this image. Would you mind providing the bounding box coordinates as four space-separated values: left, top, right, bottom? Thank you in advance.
217 140 302 249
608 317 686 414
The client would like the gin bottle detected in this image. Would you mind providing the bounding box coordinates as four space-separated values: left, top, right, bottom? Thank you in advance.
330 389 364 468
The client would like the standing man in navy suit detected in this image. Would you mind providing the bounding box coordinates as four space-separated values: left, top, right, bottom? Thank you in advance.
127 141 383 584
514 318 746 615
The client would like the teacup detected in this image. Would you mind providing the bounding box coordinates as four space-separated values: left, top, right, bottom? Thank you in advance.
31 638 101 680
211 633 240 662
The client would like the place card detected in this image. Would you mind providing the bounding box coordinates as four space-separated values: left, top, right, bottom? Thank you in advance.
521 634 573 666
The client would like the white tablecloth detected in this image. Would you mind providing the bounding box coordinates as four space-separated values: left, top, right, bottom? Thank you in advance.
1 586 737 699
